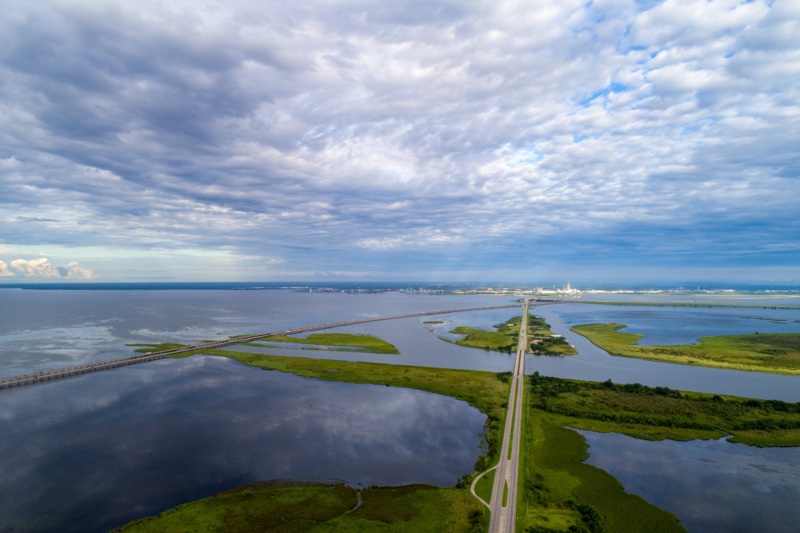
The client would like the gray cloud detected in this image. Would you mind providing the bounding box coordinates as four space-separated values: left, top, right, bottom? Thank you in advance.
0 0 797 282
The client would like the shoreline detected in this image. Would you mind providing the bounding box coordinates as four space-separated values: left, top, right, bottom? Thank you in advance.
572 323 800 376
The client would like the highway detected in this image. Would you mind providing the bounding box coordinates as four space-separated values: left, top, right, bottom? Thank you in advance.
488 298 529 532
0 303 518 390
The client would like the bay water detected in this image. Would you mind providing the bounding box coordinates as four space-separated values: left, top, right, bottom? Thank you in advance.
1 287 799 532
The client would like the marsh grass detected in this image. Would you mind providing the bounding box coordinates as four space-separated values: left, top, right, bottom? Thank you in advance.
450 314 577 355
128 343 187 353
117 483 486 533
523 374 800 531
530 374 800 446
451 316 520 352
525 412 686 533
572 323 800 375
256 333 400 354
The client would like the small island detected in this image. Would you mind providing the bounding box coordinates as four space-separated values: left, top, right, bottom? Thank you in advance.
449 314 577 356
572 323 800 375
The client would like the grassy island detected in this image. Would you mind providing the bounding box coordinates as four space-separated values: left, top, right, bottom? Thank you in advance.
450 315 577 356
244 332 400 354
131 333 400 355
572 323 800 375
450 315 522 352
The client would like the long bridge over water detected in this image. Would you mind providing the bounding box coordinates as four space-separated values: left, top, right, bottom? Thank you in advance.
0 303 522 390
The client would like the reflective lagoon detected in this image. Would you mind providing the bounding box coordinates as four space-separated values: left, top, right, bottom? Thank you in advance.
578 430 800 533
0 355 485 533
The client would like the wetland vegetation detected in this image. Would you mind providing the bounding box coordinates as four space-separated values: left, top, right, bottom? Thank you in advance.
125 335 800 532
450 314 577 356
572 323 800 375
241 332 400 354
524 374 800 532
117 482 486 533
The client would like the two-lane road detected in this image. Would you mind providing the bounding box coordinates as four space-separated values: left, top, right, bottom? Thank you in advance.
488 299 529 532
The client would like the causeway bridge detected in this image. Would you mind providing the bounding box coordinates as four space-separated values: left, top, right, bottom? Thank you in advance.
0 303 520 390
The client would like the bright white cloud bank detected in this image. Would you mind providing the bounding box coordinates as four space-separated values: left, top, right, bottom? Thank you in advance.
0 0 797 283
0 258 93 279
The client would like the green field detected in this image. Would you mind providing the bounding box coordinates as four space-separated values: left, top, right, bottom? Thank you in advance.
117 483 486 533
572 323 800 375
245 332 400 354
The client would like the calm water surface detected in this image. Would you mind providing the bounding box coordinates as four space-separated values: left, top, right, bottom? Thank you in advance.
0 355 485 533
2 289 800 532
578 430 800 533
531 304 800 402
0 290 517 375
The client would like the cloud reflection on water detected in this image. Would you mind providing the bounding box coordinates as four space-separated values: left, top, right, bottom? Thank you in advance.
0 355 484 533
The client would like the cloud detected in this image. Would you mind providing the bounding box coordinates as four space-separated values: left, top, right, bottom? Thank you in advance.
58 262 95 279
10 258 59 277
0 0 797 282
3 258 94 279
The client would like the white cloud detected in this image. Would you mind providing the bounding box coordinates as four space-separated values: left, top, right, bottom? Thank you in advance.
2 258 94 279
10 258 59 277
59 262 94 279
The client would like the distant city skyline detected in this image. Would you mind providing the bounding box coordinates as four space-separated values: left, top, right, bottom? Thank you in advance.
1 1 798 284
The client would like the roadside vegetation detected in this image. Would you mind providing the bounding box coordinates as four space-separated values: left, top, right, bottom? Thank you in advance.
241 332 400 354
529 373 800 447
572 323 800 375
117 482 485 533
450 314 577 356
524 373 799 532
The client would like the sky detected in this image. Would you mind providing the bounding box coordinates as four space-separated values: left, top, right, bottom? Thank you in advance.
0 0 798 285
